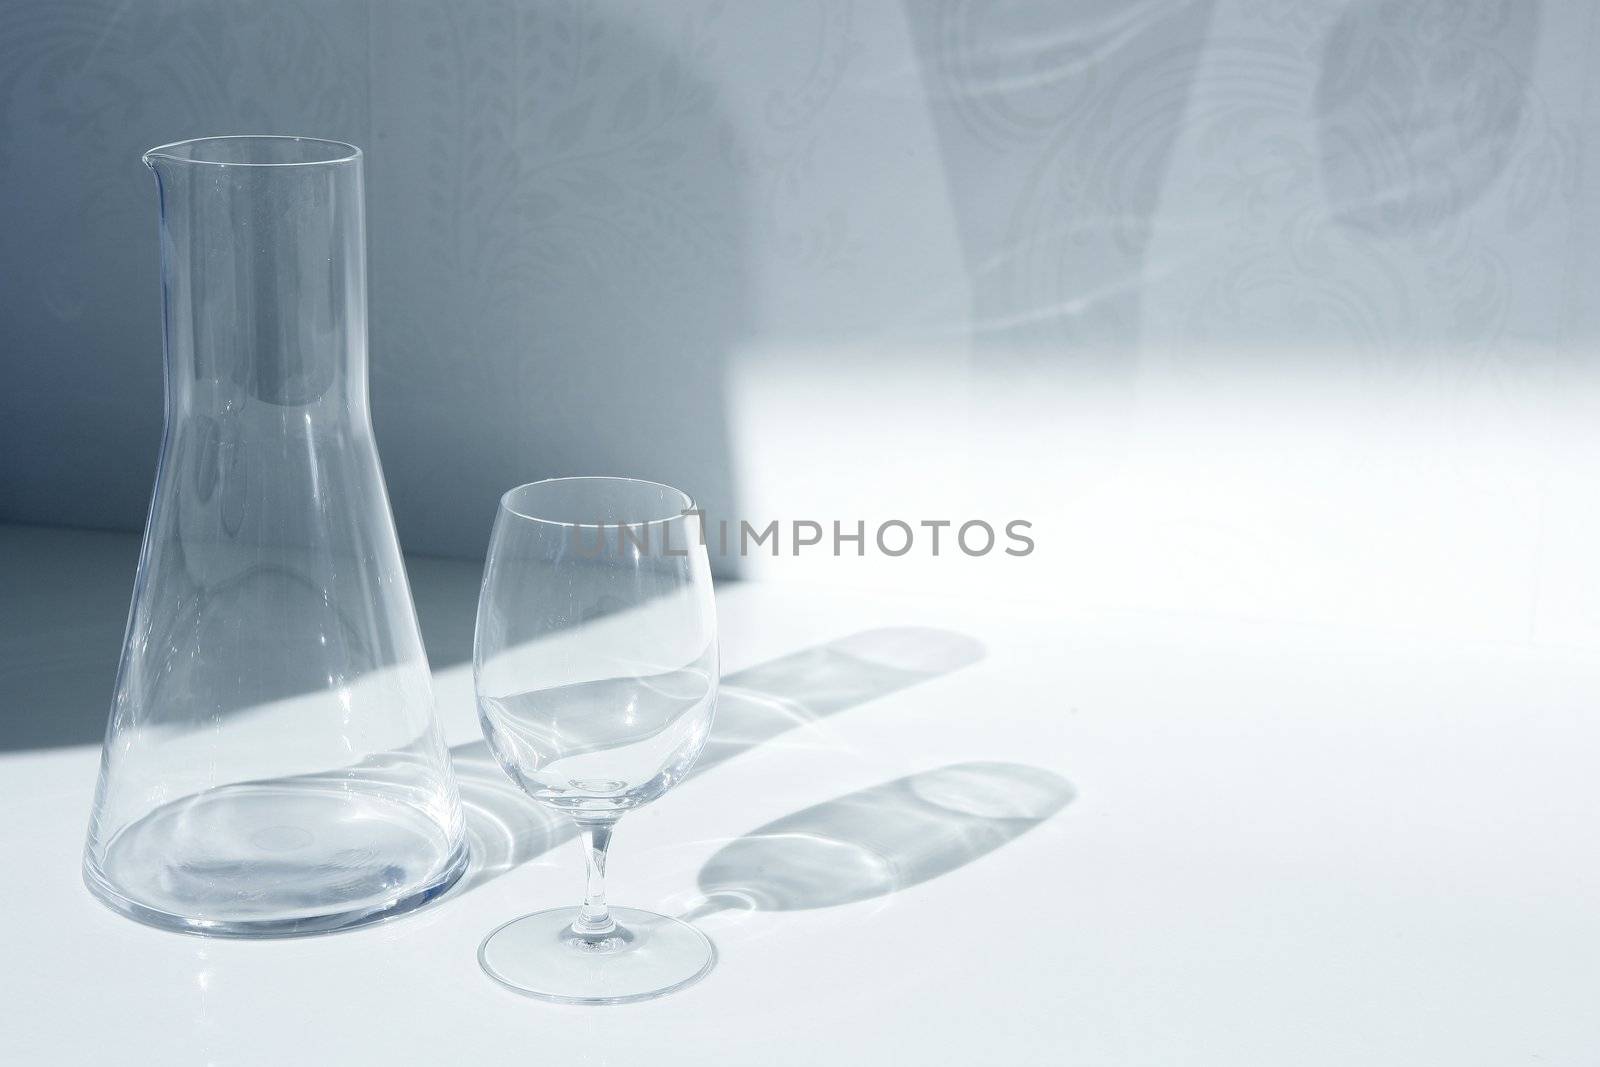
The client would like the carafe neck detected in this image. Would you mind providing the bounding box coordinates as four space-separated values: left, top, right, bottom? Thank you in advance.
146 137 368 419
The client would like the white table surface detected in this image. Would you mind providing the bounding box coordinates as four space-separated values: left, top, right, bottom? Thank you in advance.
2 523 1597 1065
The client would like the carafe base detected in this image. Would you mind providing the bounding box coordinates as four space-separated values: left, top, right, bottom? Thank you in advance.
83 781 469 938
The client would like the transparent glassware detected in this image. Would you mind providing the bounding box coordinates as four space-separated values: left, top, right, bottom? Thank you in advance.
82 137 468 937
475 477 718 1003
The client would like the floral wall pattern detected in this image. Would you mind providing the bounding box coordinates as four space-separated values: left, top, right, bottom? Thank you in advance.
2 0 1597 635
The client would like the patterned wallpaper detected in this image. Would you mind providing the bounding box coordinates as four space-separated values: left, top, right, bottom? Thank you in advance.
2 1 1597 630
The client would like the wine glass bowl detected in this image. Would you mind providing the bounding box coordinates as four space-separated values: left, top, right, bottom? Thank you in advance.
473 477 718 1003
477 646 716 819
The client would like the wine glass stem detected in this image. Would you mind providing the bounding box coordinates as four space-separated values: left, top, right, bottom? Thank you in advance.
572 820 617 938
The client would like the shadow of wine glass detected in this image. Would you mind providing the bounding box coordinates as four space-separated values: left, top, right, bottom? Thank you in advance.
681 761 1073 922
450 626 986 894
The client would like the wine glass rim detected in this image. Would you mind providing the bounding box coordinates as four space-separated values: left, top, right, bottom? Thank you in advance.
498 476 699 528
143 135 362 168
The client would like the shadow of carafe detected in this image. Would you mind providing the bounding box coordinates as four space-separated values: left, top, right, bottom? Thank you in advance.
681 761 1074 923
449 627 987 894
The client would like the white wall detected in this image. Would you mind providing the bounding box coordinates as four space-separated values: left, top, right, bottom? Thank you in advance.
3 1 1598 640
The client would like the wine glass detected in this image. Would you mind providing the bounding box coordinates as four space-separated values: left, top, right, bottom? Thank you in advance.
473 477 718 1003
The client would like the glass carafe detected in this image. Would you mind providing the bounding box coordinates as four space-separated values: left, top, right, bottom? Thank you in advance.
82 136 468 936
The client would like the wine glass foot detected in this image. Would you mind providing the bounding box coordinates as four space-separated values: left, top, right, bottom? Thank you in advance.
478 906 715 1004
